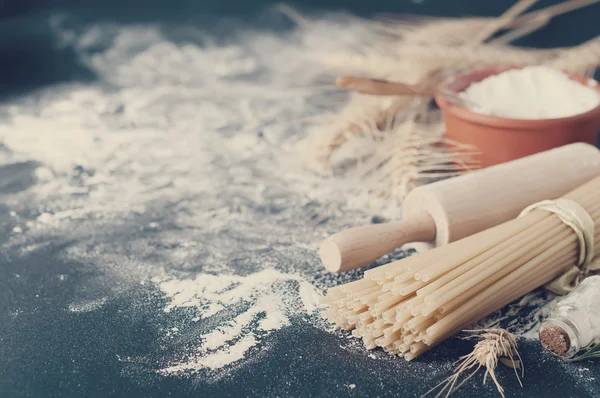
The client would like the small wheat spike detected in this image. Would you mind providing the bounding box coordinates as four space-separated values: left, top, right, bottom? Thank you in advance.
423 329 524 398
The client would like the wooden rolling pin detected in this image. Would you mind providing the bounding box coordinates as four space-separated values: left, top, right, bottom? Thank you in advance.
320 143 600 272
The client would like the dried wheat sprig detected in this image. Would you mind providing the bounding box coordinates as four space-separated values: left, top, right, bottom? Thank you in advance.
276 2 310 26
368 0 599 46
423 329 523 398
313 65 446 165
320 45 557 94
314 41 557 165
311 12 508 166
315 95 424 165
311 95 391 165
468 0 539 45
309 68 476 202
545 36 600 76
394 44 555 69
490 13 551 45
355 118 479 199
300 1 597 205
372 0 540 46
371 16 494 46
508 0 600 28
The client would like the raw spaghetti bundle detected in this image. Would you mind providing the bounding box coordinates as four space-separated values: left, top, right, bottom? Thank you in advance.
321 175 600 360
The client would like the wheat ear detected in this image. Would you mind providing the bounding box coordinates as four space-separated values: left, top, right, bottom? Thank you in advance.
423 329 523 398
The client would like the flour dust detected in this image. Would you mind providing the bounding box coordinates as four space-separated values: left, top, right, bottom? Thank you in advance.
0 10 373 379
154 269 322 373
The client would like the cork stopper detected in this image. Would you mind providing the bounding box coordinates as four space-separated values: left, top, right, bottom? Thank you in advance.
540 325 571 356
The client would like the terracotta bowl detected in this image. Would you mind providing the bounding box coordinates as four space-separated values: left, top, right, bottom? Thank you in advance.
435 67 600 168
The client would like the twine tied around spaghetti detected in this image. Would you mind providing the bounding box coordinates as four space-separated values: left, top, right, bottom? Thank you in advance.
519 198 600 295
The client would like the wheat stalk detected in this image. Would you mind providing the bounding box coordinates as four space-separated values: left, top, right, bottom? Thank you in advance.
424 329 523 398
467 0 539 45
371 16 494 46
290 0 599 207
311 0 544 171
341 111 479 204
545 36 600 76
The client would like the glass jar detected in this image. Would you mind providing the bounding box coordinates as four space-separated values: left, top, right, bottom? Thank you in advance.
539 275 600 358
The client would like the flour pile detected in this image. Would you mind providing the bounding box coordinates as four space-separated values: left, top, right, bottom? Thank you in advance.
154 269 322 373
459 66 600 119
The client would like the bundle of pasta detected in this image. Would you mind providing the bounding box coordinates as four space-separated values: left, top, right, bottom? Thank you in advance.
321 175 600 360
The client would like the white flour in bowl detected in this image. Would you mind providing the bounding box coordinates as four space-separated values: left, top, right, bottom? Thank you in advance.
459 66 600 119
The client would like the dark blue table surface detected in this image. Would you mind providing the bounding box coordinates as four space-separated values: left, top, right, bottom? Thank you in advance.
0 1 599 397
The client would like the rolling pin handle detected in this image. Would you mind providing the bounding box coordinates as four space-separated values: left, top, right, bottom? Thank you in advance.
319 212 436 273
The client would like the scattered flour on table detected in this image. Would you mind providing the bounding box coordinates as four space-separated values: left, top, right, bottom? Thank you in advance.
68 298 107 313
154 269 323 374
0 16 377 379
459 66 600 119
